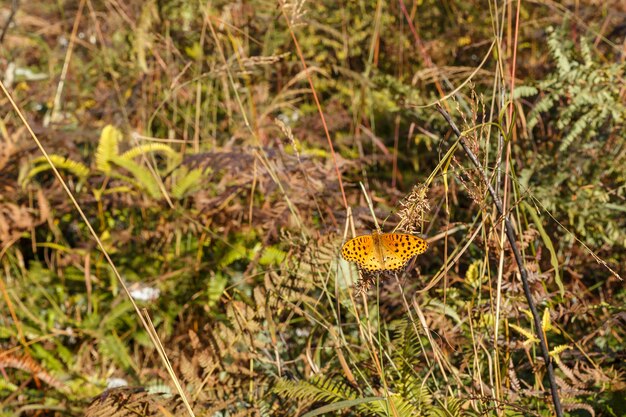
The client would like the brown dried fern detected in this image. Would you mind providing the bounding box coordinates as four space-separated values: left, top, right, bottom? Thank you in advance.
0 354 64 391
85 387 184 417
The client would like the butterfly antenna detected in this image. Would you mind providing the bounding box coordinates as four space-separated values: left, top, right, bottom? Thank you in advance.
359 182 381 232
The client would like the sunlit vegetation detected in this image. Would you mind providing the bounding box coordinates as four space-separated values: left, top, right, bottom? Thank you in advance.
1 1 625 416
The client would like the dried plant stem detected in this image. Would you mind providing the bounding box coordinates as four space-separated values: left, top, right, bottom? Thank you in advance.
436 104 564 417
0 0 19 43
279 1 348 210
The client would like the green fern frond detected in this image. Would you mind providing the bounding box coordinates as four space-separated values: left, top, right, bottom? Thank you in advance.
428 405 448 416
96 125 121 173
425 299 462 325
580 37 593 67
528 25 625 155
559 111 593 152
259 246 287 266
550 344 571 358
387 319 435 412
390 319 421 365
464 259 483 289
119 143 181 166
508 323 539 345
207 273 228 309
97 333 134 370
273 376 357 405
360 394 419 416
300 397 387 417
396 374 432 408
527 95 555 131
218 243 249 268
0 378 18 392
427 398 463 417
512 85 538 99
25 155 90 185
110 156 163 199
170 167 210 199
30 343 64 373
546 27 573 74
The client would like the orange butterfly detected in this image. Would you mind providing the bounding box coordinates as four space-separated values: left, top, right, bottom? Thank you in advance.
341 231 428 272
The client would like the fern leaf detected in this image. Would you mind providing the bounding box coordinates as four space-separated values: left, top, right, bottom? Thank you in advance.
24 155 90 185
527 95 555 131
0 353 64 390
273 376 356 405
464 259 483 289
546 28 572 74
171 167 208 199
0 378 18 392
119 143 181 166
218 243 249 268
508 323 539 345
559 111 594 152
580 37 593 67
512 85 538 99
550 344 571 358
427 399 461 417
387 394 420 416
110 155 163 199
259 246 287 266
96 125 121 173
97 333 135 371
207 273 228 309
301 397 386 417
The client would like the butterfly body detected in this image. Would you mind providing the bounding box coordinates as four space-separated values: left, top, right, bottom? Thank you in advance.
341 231 428 272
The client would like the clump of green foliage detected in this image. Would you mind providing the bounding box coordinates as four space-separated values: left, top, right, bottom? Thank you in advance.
518 25 626 249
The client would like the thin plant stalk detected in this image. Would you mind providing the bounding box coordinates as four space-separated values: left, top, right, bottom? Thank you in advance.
436 103 564 417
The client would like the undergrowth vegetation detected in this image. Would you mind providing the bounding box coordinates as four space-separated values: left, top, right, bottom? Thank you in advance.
1 1 625 416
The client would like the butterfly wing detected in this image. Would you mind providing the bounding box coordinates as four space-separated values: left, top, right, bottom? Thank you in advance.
379 233 428 270
341 235 383 272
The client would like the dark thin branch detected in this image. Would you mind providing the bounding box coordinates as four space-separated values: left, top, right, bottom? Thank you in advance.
0 0 19 44
436 103 564 417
